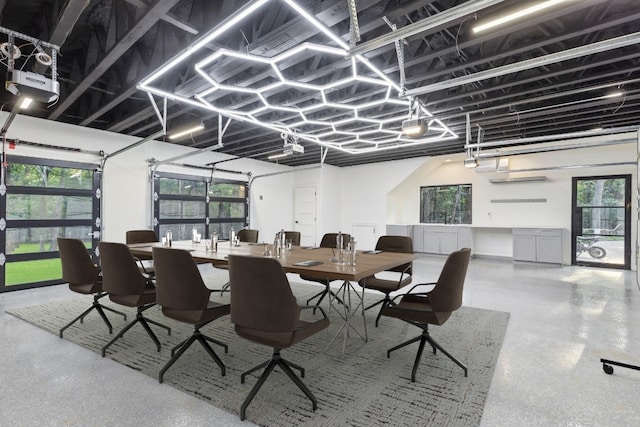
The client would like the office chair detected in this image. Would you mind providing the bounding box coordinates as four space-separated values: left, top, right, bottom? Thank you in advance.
382 248 471 382
303 232 351 309
283 231 301 246
57 237 126 338
360 235 413 327
215 228 259 295
125 229 158 276
228 254 329 421
152 246 230 383
99 241 171 357
237 228 259 243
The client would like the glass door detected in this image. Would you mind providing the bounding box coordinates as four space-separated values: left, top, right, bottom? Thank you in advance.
0 156 101 292
572 175 631 269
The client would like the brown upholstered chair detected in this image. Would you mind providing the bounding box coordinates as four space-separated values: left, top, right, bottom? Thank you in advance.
382 248 471 382
125 229 158 245
125 229 158 276
237 228 259 243
303 232 351 309
153 246 230 383
99 241 171 357
359 235 413 327
58 238 126 338
283 231 301 246
214 228 259 295
228 254 329 421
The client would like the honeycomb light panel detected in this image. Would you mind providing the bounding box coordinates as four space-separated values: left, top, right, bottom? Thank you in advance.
138 0 457 155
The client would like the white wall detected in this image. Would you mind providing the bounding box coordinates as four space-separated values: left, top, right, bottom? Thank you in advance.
2 113 291 243
385 142 637 265
3 112 637 268
339 157 428 250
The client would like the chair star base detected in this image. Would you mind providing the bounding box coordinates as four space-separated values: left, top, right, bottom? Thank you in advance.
59 292 127 338
387 326 468 382
159 328 227 383
101 304 171 357
239 350 316 421
364 295 396 328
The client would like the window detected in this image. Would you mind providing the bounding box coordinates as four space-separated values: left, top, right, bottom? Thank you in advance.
420 184 472 224
209 181 246 239
0 156 101 292
154 173 248 241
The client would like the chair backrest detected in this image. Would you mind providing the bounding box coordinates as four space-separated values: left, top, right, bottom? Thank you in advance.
152 247 210 310
58 238 99 285
428 248 471 313
125 229 158 244
375 235 413 274
319 232 351 249
98 241 148 295
283 231 301 246
237 229 259 243
228 255 299 333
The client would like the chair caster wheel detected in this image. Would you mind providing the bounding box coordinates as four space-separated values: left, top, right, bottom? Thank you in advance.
603 364 614 375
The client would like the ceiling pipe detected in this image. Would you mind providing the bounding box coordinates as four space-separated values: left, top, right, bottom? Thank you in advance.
465 126 638 150
406 32 640 97
347 0 508 57
477 138 636 160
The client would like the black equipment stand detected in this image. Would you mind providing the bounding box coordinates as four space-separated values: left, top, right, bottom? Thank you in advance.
600 358 640 375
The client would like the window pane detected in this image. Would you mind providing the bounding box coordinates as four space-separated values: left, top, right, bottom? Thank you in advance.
7 194 92 220
576 178 626 207
159 223 206 241
420 184 472 224
6 226 92 255
7 164 92 189
209 183 245 198
159 200 206 219
5 259 62 286
209 222 245 240
159 177 206 196
210 201 245 218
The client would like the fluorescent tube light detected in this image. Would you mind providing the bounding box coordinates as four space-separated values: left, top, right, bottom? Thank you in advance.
268 152 289 160
604 91 623 98
473 0 572 34
169 123 205 140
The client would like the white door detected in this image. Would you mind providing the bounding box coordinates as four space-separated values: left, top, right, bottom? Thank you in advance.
294 186 317 246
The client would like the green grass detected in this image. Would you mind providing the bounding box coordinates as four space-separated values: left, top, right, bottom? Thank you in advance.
6 241 91 286
6 258 62 286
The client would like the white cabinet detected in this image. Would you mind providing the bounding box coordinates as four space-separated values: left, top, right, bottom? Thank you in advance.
413 225 473 255
386 225 413 238
513 228 562 264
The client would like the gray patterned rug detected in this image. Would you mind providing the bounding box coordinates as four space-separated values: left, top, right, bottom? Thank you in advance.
7 273 509 426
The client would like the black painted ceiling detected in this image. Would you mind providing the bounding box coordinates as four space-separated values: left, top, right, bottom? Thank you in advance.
1 0 638 167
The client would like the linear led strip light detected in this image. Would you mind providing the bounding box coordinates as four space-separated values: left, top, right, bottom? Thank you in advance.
138 0 457 154
472 0 573 33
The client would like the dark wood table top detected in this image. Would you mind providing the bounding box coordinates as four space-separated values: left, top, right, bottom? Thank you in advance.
128 240 416 282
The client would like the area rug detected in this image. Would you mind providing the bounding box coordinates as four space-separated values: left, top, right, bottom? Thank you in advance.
7 274 509 426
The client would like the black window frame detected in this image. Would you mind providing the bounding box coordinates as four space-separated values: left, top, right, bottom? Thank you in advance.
153 172 248 241
0 155 101 292
419 183 472 225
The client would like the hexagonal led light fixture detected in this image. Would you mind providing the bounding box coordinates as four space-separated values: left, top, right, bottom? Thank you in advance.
138 0 457 155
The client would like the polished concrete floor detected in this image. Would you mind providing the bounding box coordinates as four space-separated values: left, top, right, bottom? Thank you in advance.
1 255 640 426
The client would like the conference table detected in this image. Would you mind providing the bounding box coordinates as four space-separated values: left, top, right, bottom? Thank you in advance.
128 240 416 350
